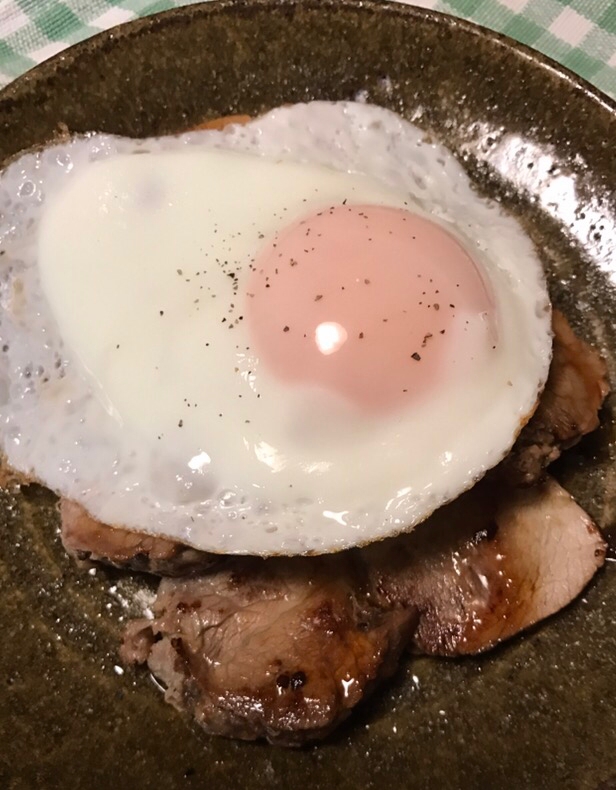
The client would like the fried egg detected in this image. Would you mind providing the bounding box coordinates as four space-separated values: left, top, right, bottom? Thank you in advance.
0 101 552 555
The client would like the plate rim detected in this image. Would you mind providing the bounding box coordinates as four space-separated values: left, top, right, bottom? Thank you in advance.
0 0 614 121
1 1 615 784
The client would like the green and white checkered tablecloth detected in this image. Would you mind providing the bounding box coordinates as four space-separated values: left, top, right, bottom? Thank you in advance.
0 0 615 98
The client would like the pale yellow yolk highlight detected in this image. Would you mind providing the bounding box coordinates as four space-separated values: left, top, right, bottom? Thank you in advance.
247 205 496 413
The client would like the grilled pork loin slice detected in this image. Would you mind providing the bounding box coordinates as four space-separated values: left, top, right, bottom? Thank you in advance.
121 555 415 746
60 499 217 577
365 477 606 656
121 477 605 745
502 310 609 485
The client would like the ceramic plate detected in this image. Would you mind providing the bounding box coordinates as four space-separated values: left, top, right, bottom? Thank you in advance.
1 2 615 788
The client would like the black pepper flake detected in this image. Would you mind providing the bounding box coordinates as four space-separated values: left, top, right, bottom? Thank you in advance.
176 268 183 275
440 329 446 335
116 344 120 350
314 294 323 301
359 332 364 339
283 326 290 333
411 352 421 361
178 419 183 428
159 310 164 316
342 198 347 205
449 304 455 308
421 333 433 348
364 279 371 285
433 304 440 311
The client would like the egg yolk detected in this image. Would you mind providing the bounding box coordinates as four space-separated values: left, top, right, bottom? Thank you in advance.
247 205 495 413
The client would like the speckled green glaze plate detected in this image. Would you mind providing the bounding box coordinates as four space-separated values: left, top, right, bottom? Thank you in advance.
1 1 615 788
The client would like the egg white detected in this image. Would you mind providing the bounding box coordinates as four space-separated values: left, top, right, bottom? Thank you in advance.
0 102 552 555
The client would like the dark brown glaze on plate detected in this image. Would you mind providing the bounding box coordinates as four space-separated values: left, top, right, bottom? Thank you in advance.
0 1 615 788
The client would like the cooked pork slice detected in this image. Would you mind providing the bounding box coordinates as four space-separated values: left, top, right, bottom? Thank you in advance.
366 477 606 656
503 310 609 485
120 555 415 746
60 499 216 577
191 114 252 131
122 477 605 744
